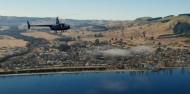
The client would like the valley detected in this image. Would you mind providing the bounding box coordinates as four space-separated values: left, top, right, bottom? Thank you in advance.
0 14 190 74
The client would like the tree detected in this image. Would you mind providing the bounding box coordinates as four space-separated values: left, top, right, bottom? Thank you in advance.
95 39 100 45
150 36 154 40
58 44 71 52
94 33 104 37
77 36 81 39
173 22 190 34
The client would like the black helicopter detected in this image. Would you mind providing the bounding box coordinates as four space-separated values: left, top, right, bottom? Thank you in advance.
27 17 70 34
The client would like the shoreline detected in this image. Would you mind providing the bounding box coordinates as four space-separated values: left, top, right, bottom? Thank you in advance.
0 67 189 77
0 69 148 77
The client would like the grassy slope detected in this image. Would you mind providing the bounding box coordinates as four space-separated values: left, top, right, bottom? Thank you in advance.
62 16 190 49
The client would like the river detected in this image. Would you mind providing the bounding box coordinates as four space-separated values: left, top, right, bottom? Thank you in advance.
0 69 190 94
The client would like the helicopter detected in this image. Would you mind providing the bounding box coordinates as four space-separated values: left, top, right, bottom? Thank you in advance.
27 17 70 34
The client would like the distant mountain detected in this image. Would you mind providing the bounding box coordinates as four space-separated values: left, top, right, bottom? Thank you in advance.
0 16 111 28
1 13 190 32
0 16 39 26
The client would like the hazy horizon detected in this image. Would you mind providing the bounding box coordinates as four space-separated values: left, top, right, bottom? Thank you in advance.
0 0 190 20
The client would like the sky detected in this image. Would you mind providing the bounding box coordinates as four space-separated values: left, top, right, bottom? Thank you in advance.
0 0 189 20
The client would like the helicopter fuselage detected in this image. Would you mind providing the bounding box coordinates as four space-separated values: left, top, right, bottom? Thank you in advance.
50 23 70 31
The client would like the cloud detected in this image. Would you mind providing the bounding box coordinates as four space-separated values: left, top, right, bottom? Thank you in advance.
130 46 153 54
86 46 153 57
99 49 130 56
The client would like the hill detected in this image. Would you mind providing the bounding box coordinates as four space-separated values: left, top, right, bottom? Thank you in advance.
0 14 190 50
0 14 190 71
0 16 111 29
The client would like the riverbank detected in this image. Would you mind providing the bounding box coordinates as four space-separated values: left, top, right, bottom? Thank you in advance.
0 67 189 77
0 69 148 77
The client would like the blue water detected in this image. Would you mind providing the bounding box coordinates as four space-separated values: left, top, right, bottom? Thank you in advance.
0 69 190 94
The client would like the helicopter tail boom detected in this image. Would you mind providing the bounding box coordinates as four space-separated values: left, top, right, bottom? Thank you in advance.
26 21 52 29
